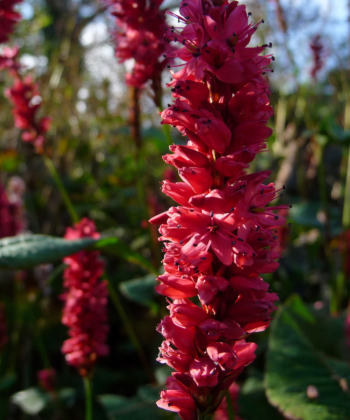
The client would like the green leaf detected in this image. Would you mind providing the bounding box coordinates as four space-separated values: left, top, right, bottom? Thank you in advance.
98 385 165 420
57 388 76 408
0 374 16 392
0 234 96 270
239 371 284 420
95 237 157 274
119 274 157 307
266 295 350 420
11 387 49 415
0 235 157 273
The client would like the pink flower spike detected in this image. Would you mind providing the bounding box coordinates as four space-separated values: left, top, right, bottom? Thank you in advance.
152 0 288 417
61 218 109 377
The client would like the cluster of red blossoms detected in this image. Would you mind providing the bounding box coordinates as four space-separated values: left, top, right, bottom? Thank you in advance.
150 1 288 418
5 75 51 151
105 0 172 89
37 368 57 392
0 181 23 238
0 0 22 44
61 219 109 377
310 35 325 81
0 1 50 153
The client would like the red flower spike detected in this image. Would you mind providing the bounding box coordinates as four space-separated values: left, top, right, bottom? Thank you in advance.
310 35 325 81
61 218 109 377
151 1 288 418
37 369 56 393
0 0 22 44
104 0 174 89
0 183 22 238
5 76 51 152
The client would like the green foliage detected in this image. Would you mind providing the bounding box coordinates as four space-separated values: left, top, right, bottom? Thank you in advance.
94 237 157 274
0 234 96 269
98 385 168 420
238 371 284 420
0 235 156 273
119 274 157 307
266 295 350 420
11 388 50 415
11 387 77 415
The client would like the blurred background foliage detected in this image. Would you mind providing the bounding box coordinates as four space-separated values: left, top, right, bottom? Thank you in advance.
1 0 350 418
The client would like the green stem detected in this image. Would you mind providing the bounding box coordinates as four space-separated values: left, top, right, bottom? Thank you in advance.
83 376 93 420
35 329 51 370
107 280 155 383
343 144 350 229
226 390 235 420
43 155 79 223
198 412 214 420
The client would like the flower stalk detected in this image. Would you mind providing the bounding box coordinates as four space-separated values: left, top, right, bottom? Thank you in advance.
83 376 93 420
43 155 79 224
107 279 155 383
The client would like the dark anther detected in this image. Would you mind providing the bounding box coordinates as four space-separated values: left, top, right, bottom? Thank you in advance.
238 238 244 242
289 205 293 208
262 19 265 23
232 32 236 36
193 244 198 247
200 257 206 260
248 12 252 16
274 216 279 220
269 42 273 48
288 223 292 228
283 185 286 189
232 241 236 245
261 188 264 195
210 211 214 217
272 56 275 61
180 240 183 245
163 54 167 58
